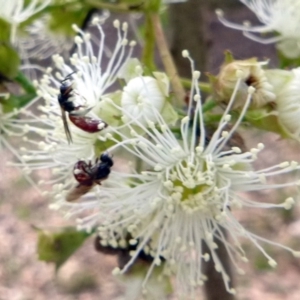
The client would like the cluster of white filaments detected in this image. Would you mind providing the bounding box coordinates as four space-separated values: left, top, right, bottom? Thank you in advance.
59 50 300 296
17 11 110 60
0 96 46 190
15 18 136 197
16 16 73 60
216 0 300 58
0 0 52 44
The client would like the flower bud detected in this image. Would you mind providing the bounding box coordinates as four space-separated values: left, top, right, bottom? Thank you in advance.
121 75 177 126
214 59 275 109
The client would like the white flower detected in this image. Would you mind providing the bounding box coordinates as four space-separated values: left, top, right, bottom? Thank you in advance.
55 52 300 297
116 60 176 126
0 0 52 44
16 18 136 197
16 11 111 60
121 76 167 125
266 68 300 140
216 0 300 58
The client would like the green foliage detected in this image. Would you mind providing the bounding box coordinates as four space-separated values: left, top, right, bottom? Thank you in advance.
37 227 92 270
15 71 36 94
202 98 217 113
0 43 20 80
85 0 147 12
278 50 300 69
245 109 289 138
1 94 36 113
224 50 235 64
94 138 116 155
0 18 11 42
47 1 94 36
0 71 37 112
148 0 162 12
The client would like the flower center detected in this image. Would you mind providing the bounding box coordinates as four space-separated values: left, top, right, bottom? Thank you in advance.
162 157 223 215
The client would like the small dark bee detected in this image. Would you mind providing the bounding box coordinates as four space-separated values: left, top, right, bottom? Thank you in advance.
58 72 108 143
66 153 114 202
58 72 76 143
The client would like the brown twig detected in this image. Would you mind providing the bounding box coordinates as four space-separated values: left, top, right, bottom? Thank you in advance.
151 13 186 107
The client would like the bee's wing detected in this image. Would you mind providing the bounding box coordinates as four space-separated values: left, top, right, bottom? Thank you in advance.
66 184 94 202
60 106 73 144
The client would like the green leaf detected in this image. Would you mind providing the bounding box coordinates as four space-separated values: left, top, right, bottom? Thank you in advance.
118 58 142 83
153 71 170 97
85 0 145 12
0 71 37 112
0 43 20 80
94 138 117 155
245 110 289 137
37 227 91 270
47 1 94 37
0 18 11 42
1 93 36 112
224 50 235 64
144 0 161 12
160 100 178 125
202 98 217 113
277 49 300 68
15 71 37 94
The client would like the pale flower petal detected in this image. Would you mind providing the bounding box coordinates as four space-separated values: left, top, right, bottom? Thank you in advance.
121 76 166 125
217 0 300 58
266 68 300 140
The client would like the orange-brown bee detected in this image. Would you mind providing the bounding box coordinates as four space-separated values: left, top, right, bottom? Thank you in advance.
58 72 108 143
66 153 113 202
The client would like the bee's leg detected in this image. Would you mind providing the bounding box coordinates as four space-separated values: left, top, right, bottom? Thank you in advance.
82 164 93 177
88 160 92 168
61 71 77 83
